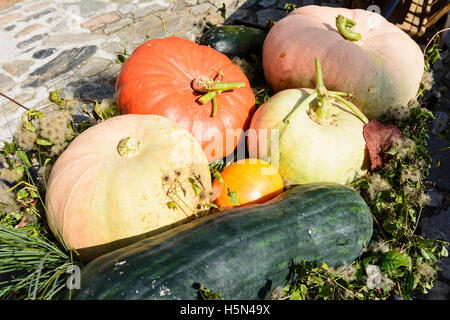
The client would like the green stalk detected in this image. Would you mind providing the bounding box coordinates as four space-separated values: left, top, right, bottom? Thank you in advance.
283 91 318 124
194 73 245 117
314 58 331 121
336 15 361 41
212 96 218 117
199 91 217 104
283 57 367 125
209 81 245 92
315 58 325 89
328 92 369 124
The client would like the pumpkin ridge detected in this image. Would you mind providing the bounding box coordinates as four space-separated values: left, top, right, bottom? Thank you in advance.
46 153 106 190
59 159 111 249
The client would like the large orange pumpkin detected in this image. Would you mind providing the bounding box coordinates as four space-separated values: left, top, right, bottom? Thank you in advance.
212 158 284 208
116 37 256 163
262 5 424 119
45 114 212 256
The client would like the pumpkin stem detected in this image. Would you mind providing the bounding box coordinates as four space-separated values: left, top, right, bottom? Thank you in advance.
314 58 331 121
336 15 361 41
117 137 140 157
283 58 368 125
193 78 245 94
192 74 245 117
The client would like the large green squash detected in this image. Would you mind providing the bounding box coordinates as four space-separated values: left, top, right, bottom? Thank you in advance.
67 183 373 300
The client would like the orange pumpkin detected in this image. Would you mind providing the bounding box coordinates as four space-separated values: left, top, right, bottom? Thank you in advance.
212 158 284 208
45 114 212 257
116 37 256 163
262 5 424 119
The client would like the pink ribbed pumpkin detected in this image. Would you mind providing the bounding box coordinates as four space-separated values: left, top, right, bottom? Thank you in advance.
262 5 424 119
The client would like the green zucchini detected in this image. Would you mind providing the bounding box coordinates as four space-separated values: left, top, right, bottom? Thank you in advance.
199 25 267 58
67 183 373 300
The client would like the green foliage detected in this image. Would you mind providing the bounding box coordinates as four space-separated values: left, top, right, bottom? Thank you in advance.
0 88 120 299
284 107 448 300
216 3 226 20
93 99 119 120
115 48 129 64
0 225 77 300
197 284 224 300
424 35 442 72
254 88 271 108
284 3 297 12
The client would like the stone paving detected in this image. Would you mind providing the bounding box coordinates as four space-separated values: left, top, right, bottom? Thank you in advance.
0 0 449 299
0 0 244 139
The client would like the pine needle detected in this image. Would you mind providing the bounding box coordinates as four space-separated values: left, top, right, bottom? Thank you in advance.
0 225 77 300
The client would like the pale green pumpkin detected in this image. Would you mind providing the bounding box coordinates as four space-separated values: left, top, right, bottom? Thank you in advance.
248 59 369 186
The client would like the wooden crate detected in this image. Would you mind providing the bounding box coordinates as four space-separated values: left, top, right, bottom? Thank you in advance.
344 0 450 37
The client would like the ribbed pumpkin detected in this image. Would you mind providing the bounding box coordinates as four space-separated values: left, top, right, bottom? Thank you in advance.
116 37 256 163
45 114 212 256
212 158 284 207
262 5 424 119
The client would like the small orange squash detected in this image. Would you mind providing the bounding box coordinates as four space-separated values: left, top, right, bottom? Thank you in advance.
212 158 284 208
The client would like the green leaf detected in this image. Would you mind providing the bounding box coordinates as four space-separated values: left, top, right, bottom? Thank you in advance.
440 245 448 258
12 166 24 176
382 220 397 234
380 251 409 271
36 138 52 146
102 104 118 119
93 100 103 120
17 188 29 200
166 201 177 210
29 189 39 198
48 87 61 104
76 121 93 132
1 140 17 154
188 177 202 196
420 248 437 261
212 169 225 186
217 3 226 19
227 189 239 206
116 54 126 64
22 120 36 132
403 270 416 296
284 3 297 12
16 151 32 167
318 282 332 299
203 203 219 209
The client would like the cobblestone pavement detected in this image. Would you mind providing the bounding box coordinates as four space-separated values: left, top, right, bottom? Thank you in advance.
0 0 449 299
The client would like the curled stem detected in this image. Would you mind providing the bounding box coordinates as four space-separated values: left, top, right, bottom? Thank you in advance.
336 15 361 41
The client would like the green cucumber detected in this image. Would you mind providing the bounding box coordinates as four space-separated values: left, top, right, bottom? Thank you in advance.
67 183 373 300
199 25 267 58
